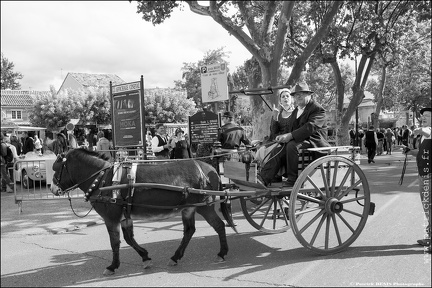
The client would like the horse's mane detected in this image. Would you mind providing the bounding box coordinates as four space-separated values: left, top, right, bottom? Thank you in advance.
73 147 111 161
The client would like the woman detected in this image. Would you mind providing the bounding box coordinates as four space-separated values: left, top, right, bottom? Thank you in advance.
34 135 42 154
170 128 192 159
376 128 384 155
269 88 294 141
364 125 378 164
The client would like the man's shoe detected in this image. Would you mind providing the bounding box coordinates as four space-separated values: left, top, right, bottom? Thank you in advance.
283 181 295 188
417 239 431 246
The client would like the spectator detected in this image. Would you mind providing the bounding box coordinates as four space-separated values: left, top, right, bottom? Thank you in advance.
22 131 34 154
384 128 395 155
96 130 112 161
1 133 14 193
170 128 192 159
376 128 384 155
364 125 378 164
10 134 22 156
151 123 170 159
34 135 42 154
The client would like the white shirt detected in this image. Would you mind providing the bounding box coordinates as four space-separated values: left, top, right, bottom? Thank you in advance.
151 134 168 153
296 107 304 119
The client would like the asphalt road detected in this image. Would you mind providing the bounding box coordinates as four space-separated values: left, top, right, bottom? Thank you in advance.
1 148 431 287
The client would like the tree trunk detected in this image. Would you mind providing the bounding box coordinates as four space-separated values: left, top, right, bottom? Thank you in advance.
374 65 387 128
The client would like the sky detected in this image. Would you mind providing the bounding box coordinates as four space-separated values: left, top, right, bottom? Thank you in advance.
1 1 251 91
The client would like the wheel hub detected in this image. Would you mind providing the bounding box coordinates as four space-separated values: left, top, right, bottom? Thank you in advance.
325 198 343 214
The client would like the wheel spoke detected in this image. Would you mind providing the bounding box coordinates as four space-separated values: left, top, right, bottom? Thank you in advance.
334 166 353 198
325 214 331 249
331 160 339 197
305 176 326 199
259 198 274 228
340 195 366 204
336 212 355 232
296 192 325 204
338 179 362 200
331 214 342 245
277 199 289 225
310 213 326 246
248 197 271 216
295 206 322 216
343 208 364 218
299 209 325 234
320 165 330 198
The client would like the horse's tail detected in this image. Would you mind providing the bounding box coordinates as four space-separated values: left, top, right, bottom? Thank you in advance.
193 160 222 192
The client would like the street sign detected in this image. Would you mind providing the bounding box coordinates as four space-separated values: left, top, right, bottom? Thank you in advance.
200 62 229 103
110 79 145 148
188 110 220 144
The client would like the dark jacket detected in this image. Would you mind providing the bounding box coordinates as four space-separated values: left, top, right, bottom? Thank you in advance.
282 99 330 148
218 123 251 149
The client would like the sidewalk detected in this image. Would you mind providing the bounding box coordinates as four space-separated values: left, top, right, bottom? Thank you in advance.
1 146 411 237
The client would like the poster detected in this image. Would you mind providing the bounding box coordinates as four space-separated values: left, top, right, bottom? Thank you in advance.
111 81 144 147
200 62 229 103
189 110 220 144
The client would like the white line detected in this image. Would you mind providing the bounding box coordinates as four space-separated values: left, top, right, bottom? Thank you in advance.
407 178 419 188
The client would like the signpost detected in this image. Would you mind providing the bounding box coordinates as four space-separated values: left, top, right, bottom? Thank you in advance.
110 76 146 153
188 110 220 145
200 62 229 103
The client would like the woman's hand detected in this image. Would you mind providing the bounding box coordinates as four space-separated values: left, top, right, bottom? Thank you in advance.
275 133 292 143
272 104 280 118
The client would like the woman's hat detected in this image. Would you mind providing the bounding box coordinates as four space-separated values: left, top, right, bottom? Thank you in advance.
290 82 314 96
175 128 184 134
420 107 431 115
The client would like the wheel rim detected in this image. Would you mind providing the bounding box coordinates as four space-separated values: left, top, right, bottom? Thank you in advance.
289 155 370 255
240 193 307 234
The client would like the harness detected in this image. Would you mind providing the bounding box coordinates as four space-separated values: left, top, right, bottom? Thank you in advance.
57 155 225 219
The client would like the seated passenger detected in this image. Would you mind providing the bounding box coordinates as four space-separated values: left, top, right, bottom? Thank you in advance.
257 82 331 187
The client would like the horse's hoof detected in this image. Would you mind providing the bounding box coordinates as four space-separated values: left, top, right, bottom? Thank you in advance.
103 269 115 276
167 259 178 266
143 260 152 269
214 256 225 263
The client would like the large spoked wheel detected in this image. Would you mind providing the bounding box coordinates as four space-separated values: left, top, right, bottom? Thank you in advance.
240 192 307 234
289 155 371 255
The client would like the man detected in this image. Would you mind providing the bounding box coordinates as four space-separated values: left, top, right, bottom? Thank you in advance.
151 123 170 159
1 133 15 193
22 131 34 154
403 107 431 254
258 82 331 187
218 111 250 149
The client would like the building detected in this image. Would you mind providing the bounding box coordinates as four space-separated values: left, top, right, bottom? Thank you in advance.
1 90 50 127
58 72 125 92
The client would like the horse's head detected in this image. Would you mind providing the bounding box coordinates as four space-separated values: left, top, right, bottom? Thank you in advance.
50 148 111 196
50 151 72 196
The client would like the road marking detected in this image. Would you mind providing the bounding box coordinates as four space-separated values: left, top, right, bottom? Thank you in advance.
407 178 419 188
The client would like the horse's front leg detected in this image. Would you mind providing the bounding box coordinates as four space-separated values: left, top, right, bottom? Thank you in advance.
169 207 196 265
121 218 152 268
196 205 228 262
104 221 121 276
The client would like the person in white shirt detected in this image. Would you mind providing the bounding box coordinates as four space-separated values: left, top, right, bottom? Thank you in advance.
151 123 170 159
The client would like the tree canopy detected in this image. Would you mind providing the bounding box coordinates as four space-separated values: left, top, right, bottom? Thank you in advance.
1 53 23 90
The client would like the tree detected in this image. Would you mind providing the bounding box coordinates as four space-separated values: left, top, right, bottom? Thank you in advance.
134 1 342 139
144 88 197 124
30 87 113 130
1 53 23 90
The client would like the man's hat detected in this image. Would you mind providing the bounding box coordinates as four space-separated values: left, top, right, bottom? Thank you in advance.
420 107 432 115
175 128 184 134
290 82 314 96
223 111 234 118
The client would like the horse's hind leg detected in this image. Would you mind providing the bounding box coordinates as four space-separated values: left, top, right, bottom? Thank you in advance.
169 208 196 265
121 218 152 268
196 205 228 262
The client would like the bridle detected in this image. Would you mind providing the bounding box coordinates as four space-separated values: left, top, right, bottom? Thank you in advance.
53 152 112 197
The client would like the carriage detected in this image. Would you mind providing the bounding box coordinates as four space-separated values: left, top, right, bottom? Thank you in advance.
49 85 375 275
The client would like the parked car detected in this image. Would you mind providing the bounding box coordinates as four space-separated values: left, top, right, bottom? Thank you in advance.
14 151 57 189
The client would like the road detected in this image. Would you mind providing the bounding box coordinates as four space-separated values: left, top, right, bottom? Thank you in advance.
1 149 431 287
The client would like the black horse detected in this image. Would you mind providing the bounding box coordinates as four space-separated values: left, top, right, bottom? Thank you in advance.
50 148 228 275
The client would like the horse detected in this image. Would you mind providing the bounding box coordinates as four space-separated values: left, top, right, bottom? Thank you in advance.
50 148 228 275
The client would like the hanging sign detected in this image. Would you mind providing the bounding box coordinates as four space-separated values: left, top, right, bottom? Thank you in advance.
200 62 229 103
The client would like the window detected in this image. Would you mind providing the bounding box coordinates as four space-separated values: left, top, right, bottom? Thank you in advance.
11 110 22 120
